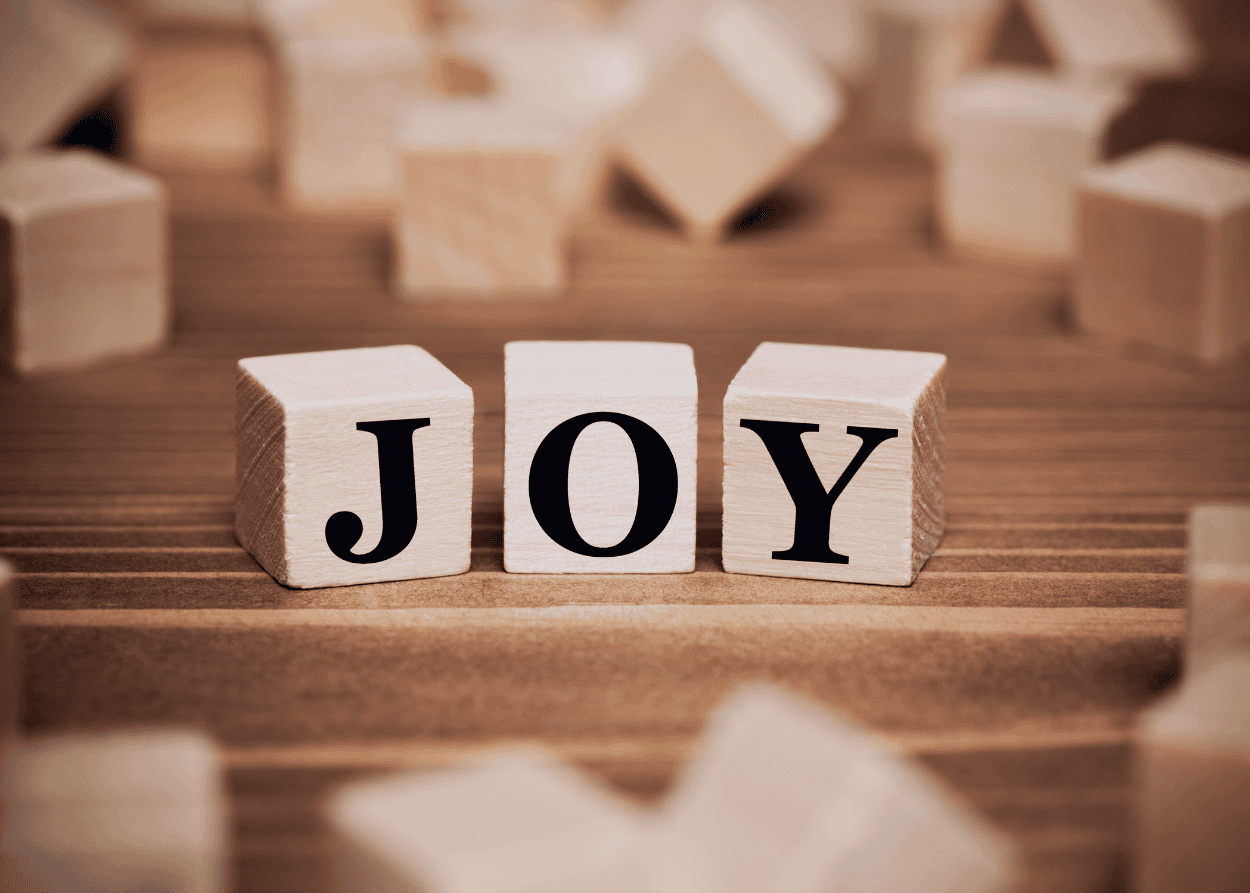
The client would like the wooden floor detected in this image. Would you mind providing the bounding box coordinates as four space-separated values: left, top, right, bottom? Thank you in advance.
4 104 1250 892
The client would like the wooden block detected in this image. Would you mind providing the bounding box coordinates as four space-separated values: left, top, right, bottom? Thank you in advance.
235 345 473 589
613 0 840 242
256 0 426 39
1185 504 1250 676
936 70 1127 262
1074 145 1250 363
504 341 697 573
394 102 568 298
757 0 870 79
722 342 946 586
644 685 1017 893
1 728 227 893
329 750 648 893
0 0 131 155
0 150 168 374
1134 655 1250 893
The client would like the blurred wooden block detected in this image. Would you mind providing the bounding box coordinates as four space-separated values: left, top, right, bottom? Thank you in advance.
936 70 1126 261
0 0 131 155
257 0 426 39
504 341 697 573
1075 145 1250 363
0 150 167 375
1134 655 1250 893
329 750 647 893
1 728 227 893
1185 504 1250 676
614 0 840 242
758 0 870 80
446 0 607 30
135 0 253 25
394 102 568 297
645 686 1017 893
722 343 946 586
235 345 473 589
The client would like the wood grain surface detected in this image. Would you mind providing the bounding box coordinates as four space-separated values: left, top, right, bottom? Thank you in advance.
2 70 1249 891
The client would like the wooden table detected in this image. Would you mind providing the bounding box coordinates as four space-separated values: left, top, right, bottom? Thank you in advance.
4 102 1249 892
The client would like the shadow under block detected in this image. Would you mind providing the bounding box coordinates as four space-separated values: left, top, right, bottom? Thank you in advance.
504 341 697 574
1184 504 1250 676
722 343 946 586
645 686 1017 893
329 751 647 893
235 345 473 589
0 0 131 155
936 71 1127 262
394 103 567 298
613 0 840 242
1133 655 1250 893
1 728 227 893
0 150 167 375
1074 145 1250 364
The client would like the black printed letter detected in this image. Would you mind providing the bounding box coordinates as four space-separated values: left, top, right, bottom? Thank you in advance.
739 421 897 564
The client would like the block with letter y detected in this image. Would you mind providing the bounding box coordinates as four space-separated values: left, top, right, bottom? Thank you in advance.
723 343 946 586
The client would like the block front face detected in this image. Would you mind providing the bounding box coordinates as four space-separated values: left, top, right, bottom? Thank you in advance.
723 343 945 586
504 341 697 574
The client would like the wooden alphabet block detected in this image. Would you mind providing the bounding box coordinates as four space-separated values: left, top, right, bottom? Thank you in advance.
2 728 227 893
613 0 841 242
936 70 1127 261
394 102 568 298
722 342 946 586
235 344 473 589
1134 655 1250 893
329 750 648 893
1074 145 1250 363
1184 504 1250 676
504 341 697 573
0 0 131 155
645 685 1017 893
0 150 168 374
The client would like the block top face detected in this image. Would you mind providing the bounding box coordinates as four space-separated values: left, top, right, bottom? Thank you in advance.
1026 0 1192 80
725 342 946 414
238 345 471 409
1188 503 1250 579
398 100 570 152
944 70 1127 131
506 341 698 399
1142 655 1250 749
0 151 161 222
1080 145 1250 218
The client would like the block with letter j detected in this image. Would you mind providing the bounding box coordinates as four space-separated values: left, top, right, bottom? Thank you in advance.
723 343 946 586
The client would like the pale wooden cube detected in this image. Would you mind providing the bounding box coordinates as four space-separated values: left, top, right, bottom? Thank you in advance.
0 0 131 155
1134 655 1250 893
1185 504 1250 676
0 150 168 375
504 341 697 573
936 70 1127 262
613 0 841 242
394 102 568 298
758 0 870 79
645 685 1017 893
722 343 945 586
329 750 650 893
1074 145 1250 363
235 344 473 589
1 729 227 893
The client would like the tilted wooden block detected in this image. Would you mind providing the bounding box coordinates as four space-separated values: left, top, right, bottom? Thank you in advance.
0 0 131 155
235 345 473 589
1074 145 1250 364
2 728 227 893
329 750 649 893
0 150 168 375
395 102 568 298
1134 655 1250 893
644 685 1017 893
758 0 870 79
1184 504 1250 676
504 341 697 573
936 70 1127 261
722 343 946 586
613 0 840 242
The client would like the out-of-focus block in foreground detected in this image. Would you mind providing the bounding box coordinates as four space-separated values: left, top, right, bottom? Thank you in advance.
1075 145 1250 363
504 341 698 573
722 343 946 586
0 150 167 374
1185 504 1250 675
329 750 648 893
235 345 473 588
